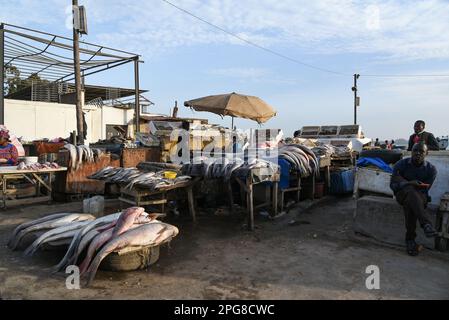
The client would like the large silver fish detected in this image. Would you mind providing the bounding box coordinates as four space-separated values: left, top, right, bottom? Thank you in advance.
64 144 78 171
79 211 161 274
24 220 92 257
84 222 179 286
8 213 72 248
53 212 122 272
9 214 95 251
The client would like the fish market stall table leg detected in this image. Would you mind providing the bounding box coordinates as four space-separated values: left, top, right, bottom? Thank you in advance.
0 168 67 209
233 168 280 231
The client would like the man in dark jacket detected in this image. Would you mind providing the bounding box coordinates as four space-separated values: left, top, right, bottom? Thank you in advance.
407 120 440 151
390 143 438 256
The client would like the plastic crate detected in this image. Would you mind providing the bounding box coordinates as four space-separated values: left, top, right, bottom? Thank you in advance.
330 168 355 194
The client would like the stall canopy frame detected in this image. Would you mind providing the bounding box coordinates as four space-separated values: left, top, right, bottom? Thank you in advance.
0 23 143 131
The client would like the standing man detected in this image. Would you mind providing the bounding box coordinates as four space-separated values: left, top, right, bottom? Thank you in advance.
390 143 438 256
374 138 380 147
407 120 440 151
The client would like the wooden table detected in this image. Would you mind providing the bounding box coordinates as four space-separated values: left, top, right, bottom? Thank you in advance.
279 155 331 208
0 167 67 209
232 168 280 231
118 177 201 222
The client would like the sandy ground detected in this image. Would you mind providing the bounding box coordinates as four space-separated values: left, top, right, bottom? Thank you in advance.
0 196 448 300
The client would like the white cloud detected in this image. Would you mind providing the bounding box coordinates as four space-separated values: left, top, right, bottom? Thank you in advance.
206 67 301 86
207 67 269 79
3 0 449 62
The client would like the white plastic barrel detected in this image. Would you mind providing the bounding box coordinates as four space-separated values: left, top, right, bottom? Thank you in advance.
83 196 105 217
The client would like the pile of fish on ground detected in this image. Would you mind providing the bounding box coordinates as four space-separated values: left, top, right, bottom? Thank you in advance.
17 162 61 171
89 167 191 191
278 144 320 178
63 144 105 171
8 207 179 286
181 157 279 180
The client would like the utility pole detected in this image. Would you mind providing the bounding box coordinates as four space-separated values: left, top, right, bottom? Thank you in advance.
0 23 4 125
134 56 140 134
352 74 360 125
72 0 84 145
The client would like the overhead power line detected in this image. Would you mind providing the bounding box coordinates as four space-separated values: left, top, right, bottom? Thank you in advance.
161 0 449 79
161 0 348 76
360 74 449 78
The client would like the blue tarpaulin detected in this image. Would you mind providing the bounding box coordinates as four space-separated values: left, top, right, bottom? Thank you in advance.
357 157 393 173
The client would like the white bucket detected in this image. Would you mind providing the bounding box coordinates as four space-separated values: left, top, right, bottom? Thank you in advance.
24 157 38 165
83 196 105 217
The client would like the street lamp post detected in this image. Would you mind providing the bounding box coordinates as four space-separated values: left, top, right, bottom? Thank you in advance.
352 74 360 125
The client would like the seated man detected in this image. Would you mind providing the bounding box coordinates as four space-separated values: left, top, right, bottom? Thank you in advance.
390 143 438 256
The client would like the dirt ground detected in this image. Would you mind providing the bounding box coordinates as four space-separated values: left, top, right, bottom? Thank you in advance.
1 196 448 300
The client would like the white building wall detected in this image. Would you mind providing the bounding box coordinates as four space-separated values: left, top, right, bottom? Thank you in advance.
4 99 134 144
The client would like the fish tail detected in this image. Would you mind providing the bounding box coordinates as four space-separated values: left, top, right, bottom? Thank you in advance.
23 245 36 257
79 258 90 275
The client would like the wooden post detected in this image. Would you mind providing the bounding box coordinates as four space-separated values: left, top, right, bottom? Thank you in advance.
227 181 234 214
187 186 196 223
272 181 278 217
72 0 85 144
312 175 316 200
280 190 284 213
247 176 254 231
161 191 166 214
134 57 141 134
0 23 4 125
297 176 301 203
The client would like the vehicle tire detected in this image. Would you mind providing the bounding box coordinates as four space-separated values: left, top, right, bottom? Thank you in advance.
359 149 403 164
99 246 160 271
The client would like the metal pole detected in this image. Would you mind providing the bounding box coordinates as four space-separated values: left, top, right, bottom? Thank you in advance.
0 23 5 125
134 57 140 134
231 117 234 130
352 74 359 125
72 0 84 144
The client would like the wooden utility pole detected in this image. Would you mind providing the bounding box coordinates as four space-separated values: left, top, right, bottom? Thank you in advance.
352 74 360 125
134 56 140 133
0 23 4 125
72 0 84 145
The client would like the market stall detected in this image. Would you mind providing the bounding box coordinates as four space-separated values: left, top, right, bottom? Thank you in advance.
182 158 280 230
0 166 67 208
88 166 199 221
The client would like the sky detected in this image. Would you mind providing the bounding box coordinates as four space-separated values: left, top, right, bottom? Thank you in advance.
1 0 449 141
